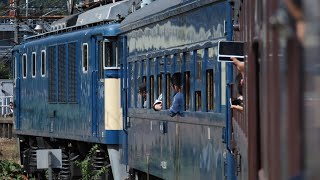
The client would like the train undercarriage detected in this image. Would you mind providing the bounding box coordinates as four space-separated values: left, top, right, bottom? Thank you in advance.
18 136 114 180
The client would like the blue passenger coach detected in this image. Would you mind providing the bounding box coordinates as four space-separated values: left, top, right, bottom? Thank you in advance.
12 1 129 179
120 0 235 179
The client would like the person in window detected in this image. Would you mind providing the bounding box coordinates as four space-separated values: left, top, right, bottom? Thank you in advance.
5 102 14 117
153 93 162 111
138 82 147 108
169 72 184 117
231 73 244 111
231 57 244 82
230 57 245 111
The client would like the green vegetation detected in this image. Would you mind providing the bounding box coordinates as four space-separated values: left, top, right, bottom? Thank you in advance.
75 145 108 180
0 160 26 180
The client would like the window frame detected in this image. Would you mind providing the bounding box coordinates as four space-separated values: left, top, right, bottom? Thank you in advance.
31 52 36 78
103 40 119 69
41 50 46 77
82 43 89 73
22 53 27 79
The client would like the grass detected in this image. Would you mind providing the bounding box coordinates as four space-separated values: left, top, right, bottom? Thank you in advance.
0 138 20 163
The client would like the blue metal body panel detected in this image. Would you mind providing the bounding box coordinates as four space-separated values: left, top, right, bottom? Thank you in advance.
120 0 233 179
13 23 122 144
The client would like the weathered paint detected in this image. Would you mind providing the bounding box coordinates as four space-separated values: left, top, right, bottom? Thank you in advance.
122 0 231 179
14 23 123 144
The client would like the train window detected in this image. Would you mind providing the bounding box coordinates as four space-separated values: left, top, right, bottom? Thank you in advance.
22 54 27 79
207 69 214 111
208 47 217 61
82 43 88 73
157 73 162 97
176 53 182 72
31 52 36 78
41 50 46 77
103 41 118 68
166 73 171 109
130 63 135 108
150 75 154 107
185 51 192 62
184 71 190 110
195 91 201 111
196 49 204 80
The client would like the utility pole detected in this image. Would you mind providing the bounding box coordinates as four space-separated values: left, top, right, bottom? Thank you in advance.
13 0 19 44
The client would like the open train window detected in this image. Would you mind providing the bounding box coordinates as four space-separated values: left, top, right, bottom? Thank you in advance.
166 73 171 109
31 52 36 78
130 63 135 108
82 43 88 73
150 75 154 107
195 91 201 111
207 69 214 111
184 71 190 110
41 50 46 77
103 41 118 68
22 54 27 79
157 73 162 97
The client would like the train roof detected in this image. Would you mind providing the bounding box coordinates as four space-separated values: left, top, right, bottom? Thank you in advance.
76 0 129 26
120 0 220 33
121 0 182 31
24 0 130 41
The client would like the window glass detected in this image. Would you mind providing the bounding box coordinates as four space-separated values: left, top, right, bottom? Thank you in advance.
196 49 204 81
41 50 46 77
176 53 182 72
82 43 88 72
32 52 36 77
22 54 27 78
103 41 118 68
185 51 192 62
130 63 135 108
208 47 217 61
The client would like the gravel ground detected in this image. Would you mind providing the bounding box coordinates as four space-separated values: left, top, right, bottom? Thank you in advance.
0 138 20 163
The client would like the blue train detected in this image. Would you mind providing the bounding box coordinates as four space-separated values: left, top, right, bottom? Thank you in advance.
12 0 233 179
12 0 318 179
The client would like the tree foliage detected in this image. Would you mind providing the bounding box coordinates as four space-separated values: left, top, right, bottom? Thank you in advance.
0 160 27 180
75 145 108 180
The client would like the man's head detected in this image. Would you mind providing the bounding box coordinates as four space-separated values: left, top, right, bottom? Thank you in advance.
138 82 147 99
171 72 182 92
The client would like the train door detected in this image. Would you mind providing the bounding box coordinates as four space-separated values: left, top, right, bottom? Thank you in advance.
13 51 21 129
91 37 106 138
